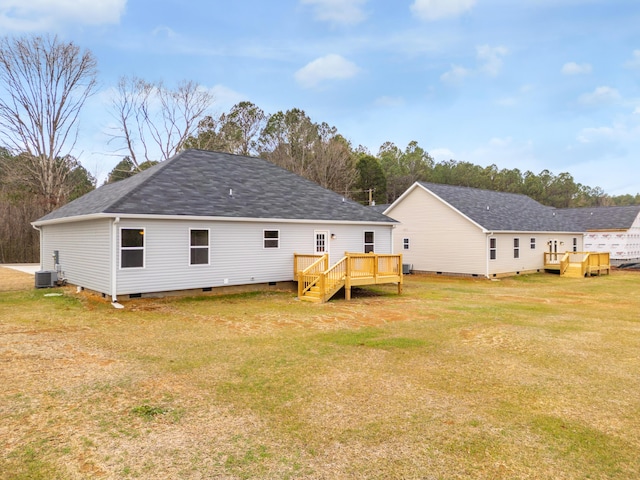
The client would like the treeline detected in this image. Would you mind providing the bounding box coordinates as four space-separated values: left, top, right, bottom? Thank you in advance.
107 101 640 209
1 34 638 264
0 149 95 263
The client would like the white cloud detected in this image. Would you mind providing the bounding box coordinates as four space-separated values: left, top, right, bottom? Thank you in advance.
152 26 178 39
440 45 507 85
301 0 368 26
295 54 360 88
440 64 470 85
374 96 405 107
0 0 126 31
410 0 476 21
562 62 592 75
577 126 616 144
578 86 621 106
477 45 508 76
208 85 247 112
624 50 640 69
430 147 455 162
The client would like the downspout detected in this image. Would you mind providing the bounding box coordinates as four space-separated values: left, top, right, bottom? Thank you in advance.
485 232 493 279
111 217 120 303
31 224 42 270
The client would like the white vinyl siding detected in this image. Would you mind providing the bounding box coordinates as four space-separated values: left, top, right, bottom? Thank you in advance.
40 219 112 293
387 186 487 276
487 233 584 276
115 219 393 295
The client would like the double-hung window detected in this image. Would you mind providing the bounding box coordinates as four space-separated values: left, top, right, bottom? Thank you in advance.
403 238 410 250
190 229 209 265
530 237 536 249
364 231 375 253
121 228 144 268
489 237 497 260
264 230 279 248
573 237 578 252
514 238 520 259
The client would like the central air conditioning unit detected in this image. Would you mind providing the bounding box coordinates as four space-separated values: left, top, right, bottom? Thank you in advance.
35 270 58 288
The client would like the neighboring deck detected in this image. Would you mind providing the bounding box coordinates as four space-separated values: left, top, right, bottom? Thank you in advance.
544 252 611 278
294 253 403 303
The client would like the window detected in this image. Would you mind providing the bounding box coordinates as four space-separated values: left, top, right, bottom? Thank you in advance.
264 230 279 248
121 228 144 268
573 237 578 252
190 229 209 265
364 231 374 253
403 238 410 250
514 238 520 259
315 232 327 253
530 237 536 249
489 237 497 260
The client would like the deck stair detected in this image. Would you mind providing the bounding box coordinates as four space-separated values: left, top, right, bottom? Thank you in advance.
294 253 403 303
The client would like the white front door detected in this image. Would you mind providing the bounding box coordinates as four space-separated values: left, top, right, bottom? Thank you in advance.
549 239 559 262
315 231 329 254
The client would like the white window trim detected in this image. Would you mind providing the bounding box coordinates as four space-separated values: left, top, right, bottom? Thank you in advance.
314 230 329 254
263 229 280 249
489 237 497 260
364 230 375 253
189 228 210 266
403 238 410 250
530 237 536 249
120 227 145 269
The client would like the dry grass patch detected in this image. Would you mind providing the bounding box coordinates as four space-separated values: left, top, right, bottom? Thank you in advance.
1 272 640 479
0 267 34 292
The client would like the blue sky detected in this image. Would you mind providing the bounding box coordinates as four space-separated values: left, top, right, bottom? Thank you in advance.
1 0 639 195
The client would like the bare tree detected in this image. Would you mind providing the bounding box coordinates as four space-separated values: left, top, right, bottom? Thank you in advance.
0 34 97 208
110 76 214 168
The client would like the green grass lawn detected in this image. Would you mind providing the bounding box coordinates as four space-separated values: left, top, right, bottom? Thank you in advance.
1 269 640 479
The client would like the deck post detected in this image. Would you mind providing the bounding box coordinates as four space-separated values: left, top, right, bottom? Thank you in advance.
345 254 352 300
398 254 403 295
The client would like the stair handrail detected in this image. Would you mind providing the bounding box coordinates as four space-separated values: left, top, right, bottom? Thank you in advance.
324 256 347 294
298 254 328 298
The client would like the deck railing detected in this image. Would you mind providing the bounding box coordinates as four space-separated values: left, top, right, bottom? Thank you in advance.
297 254 328 299
544 251 610 277
293 253 327 281
295 252 403 302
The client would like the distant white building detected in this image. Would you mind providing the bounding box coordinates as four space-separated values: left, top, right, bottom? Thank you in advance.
560 206 640 266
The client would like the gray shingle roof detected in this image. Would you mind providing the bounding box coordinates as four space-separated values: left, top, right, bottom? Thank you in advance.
36 150 395 224
558 205 640 231
415 182 581 232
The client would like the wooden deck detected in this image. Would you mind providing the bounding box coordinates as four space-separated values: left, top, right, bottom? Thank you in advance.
294 253 403 303
544 252 611 278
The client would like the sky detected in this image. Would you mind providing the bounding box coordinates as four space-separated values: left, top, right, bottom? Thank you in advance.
1 0 639 195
